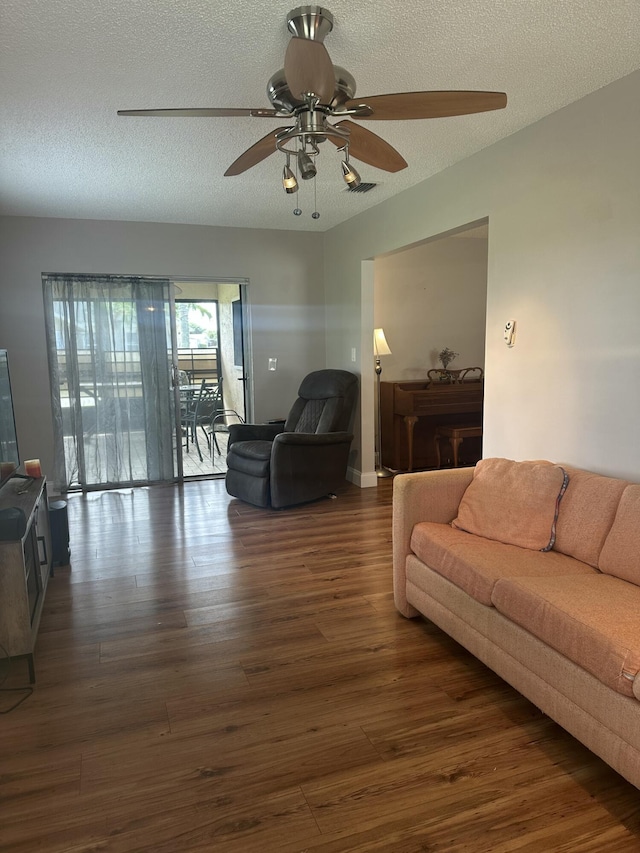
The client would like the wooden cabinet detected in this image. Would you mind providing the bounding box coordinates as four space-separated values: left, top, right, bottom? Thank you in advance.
0 477 53 682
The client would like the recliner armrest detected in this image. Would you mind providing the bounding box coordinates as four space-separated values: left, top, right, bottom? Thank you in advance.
273 431 353 447
228 422 284 446
269 431 355 509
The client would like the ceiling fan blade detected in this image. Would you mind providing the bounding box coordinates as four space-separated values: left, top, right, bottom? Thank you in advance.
284 37 335 103
343 91 507 120
224 127 291 176
117 108 280 118
330 121 408 173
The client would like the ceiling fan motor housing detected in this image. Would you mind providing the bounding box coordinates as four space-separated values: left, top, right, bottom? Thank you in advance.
287 6 334 42
267 65 356 113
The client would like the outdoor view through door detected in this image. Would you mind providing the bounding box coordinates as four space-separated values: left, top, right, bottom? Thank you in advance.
43 276 247 491
175 291 246 478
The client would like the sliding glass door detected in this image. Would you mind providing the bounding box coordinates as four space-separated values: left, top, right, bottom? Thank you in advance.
172 282 249 478
43 275 177 491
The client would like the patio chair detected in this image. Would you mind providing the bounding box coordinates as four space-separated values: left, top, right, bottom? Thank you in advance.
181 381 219 462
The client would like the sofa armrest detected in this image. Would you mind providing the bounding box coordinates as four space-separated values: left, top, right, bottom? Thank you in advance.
393 467 474 617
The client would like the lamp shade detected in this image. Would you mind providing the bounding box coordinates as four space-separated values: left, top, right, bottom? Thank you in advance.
373 328 392 357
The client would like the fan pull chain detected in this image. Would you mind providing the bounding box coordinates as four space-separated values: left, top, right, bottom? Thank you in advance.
312 173 319 219
293 154 302 216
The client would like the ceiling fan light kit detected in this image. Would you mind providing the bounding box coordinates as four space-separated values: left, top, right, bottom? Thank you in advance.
282 160 298 194
118 6 507 220
341 156 361 189
297 150 317 180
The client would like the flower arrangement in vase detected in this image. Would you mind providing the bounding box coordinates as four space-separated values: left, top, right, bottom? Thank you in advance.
435 347 459 381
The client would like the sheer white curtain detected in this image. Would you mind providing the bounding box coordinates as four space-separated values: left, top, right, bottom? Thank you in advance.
43 275 176 491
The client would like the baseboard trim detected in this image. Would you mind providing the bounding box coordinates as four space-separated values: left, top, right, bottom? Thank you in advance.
347 466 378 489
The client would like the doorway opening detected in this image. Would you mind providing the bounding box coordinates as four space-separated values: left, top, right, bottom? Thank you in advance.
364 220 488 481
173 279 251 479
174 286 247 478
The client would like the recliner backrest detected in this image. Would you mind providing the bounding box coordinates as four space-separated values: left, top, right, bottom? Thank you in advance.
284 370 358 434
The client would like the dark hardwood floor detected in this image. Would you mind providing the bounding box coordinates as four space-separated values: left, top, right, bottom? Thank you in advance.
1 478 638 852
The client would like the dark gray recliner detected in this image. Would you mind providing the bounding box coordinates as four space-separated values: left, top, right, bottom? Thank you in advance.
225 369 358 508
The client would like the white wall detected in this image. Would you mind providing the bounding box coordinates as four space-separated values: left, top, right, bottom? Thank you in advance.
374 232 488 381
325 70 640 481
0 217 326 480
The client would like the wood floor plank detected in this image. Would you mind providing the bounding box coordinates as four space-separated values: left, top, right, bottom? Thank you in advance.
1 478 638 851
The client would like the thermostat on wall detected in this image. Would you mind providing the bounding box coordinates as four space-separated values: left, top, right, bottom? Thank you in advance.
504 319 516 347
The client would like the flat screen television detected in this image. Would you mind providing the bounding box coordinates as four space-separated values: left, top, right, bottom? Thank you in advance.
0 349 20 489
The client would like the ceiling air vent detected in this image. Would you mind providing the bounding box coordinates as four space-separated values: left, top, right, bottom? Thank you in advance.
345 182 378 194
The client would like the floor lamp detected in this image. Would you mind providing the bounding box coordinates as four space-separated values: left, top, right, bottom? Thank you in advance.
374 328 393 478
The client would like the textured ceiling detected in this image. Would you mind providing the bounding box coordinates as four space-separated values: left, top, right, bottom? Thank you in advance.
1 1 639 232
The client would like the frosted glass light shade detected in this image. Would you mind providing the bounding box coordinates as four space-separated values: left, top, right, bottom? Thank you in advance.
373 328 392 357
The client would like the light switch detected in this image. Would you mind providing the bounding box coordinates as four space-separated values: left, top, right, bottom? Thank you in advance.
268 357 277 371
351 347 357 362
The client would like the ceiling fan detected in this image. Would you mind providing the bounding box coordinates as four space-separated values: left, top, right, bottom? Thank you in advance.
118 6 506 194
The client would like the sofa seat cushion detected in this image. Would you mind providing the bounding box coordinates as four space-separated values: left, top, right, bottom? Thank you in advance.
553 466 627 568
599 484 640 585
452 458 568 551
410 522 596 606
226 440 272 477
492 574 640 697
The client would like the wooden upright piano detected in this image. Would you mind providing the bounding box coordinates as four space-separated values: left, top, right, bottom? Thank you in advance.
380 379 483 471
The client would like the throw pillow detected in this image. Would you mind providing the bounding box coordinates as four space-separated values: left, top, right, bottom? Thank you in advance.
452 458 569 551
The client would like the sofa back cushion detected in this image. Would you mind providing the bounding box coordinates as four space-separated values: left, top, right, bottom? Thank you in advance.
453 458 568 551
599 484 640 585
553 466 627 568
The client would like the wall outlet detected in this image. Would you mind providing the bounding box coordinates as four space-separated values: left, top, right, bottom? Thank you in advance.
351 347 357 362
268 357 277 371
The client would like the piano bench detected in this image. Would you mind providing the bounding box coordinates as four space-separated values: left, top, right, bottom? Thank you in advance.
434 424 483 468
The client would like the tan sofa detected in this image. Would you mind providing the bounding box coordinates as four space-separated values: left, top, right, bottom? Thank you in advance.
393 459 640 789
